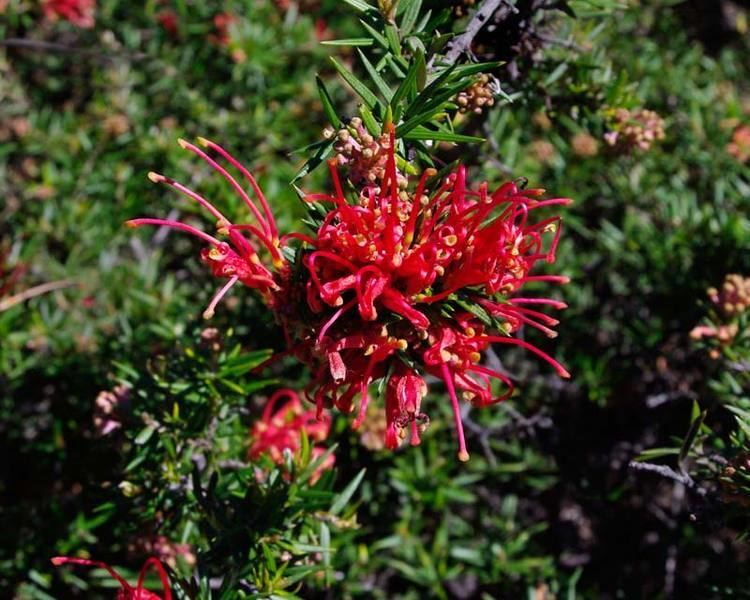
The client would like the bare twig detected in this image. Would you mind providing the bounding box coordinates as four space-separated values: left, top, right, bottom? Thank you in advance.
1 38 87 53
645 390 698 409
437 0 516 66
628 460 706 496
0 38 147 61
0 279 76 312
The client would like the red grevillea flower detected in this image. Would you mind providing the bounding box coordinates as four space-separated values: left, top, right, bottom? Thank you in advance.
42 0 96 28
51 556 171 599
128 128 570 461
249 389 333 480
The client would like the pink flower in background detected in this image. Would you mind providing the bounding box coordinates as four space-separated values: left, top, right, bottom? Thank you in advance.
128 536 196 570
51 556 171 599
93 384 130 436
42 0 95 28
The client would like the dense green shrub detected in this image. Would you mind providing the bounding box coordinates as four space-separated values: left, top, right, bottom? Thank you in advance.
2 1 750 598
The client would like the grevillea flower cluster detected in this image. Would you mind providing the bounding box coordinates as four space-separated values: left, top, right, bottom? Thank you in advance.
708 274 750 317
603 107 665 153
249 389 333 481
690 274 750 357
129 128 570 460
456 74 496 115
52 556 171 599
325 117 407 187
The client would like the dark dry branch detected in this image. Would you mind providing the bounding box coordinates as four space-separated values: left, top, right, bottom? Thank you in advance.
0 38 147 61
442 0 516 64
628 460 707 496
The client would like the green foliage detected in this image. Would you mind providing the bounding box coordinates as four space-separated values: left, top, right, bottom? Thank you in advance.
297 0 502 178
3 0 750 599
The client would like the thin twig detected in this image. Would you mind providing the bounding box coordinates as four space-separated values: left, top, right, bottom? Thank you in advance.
628 460 705 496
645 390 698 409
0 279 76 312
0 38 147 61
433 0 515 67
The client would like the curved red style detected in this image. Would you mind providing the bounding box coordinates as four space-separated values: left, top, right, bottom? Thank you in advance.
51 556 171 599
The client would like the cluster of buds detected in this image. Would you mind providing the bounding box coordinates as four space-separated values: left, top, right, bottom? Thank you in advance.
603 107 665 153
720 453 750 508
248 389 334 481
358 406 388 451
690 274 750 358
532 111 552 131
456 74 495 115
325 118 407 188
529 140 556 165
93 384 131 436
727 124 750 163
42 0 95 28
709 274 750 317
129 127 570 461
51 556 171 599
103 114 130 138
690 322 739 355
570 132 599 158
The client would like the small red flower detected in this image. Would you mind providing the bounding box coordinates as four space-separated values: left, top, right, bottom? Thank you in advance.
209 12 236 47
51 556 171 599
129 127 571 461
249 389 333 480
42 0 96 28
156 10 179 38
